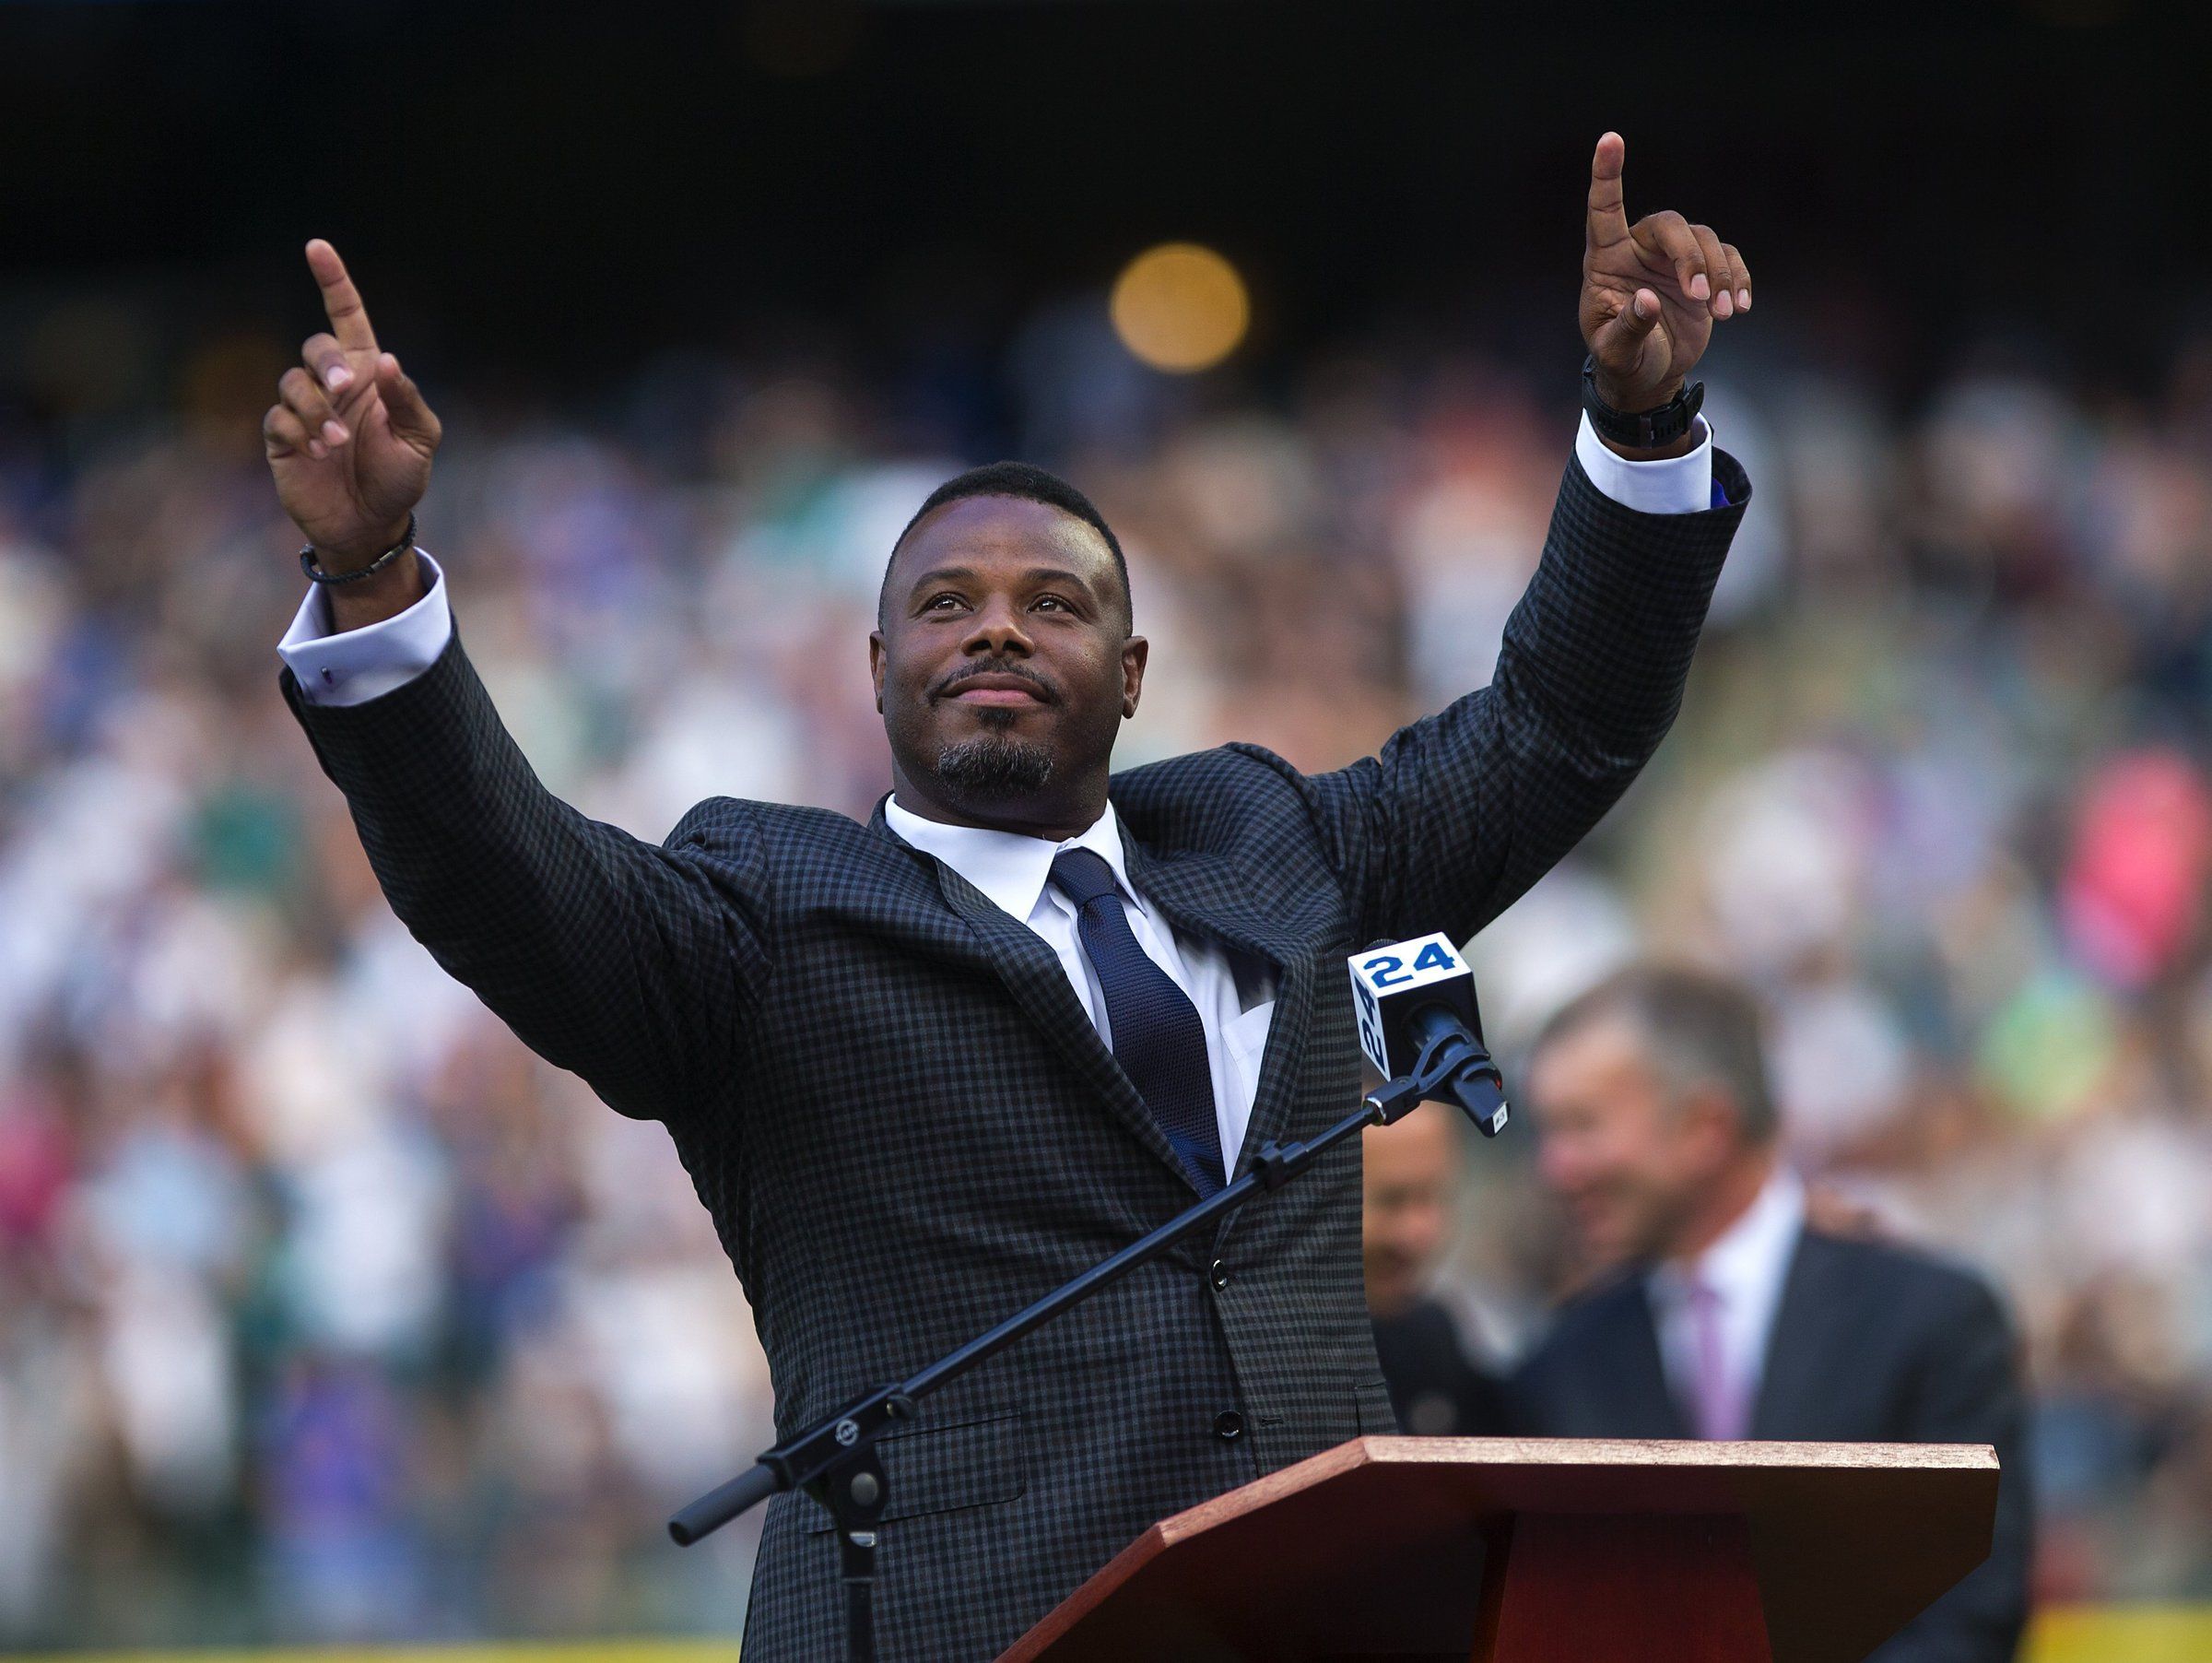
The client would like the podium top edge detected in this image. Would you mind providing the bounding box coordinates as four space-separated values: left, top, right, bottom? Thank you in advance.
1014 1437 2005 1661
1351 1435 2000 1472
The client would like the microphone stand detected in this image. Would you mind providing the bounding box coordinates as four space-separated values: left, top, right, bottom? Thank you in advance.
668 1031 1504 1663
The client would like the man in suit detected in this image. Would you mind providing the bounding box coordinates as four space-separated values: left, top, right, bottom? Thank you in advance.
260 136 1753 1658
1364 1103 1509 1436
1512 964 2033 1662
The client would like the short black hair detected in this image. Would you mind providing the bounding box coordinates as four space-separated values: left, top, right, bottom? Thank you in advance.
881 460 1131 629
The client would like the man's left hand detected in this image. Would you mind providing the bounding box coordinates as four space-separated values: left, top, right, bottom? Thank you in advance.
1580 132 1751 418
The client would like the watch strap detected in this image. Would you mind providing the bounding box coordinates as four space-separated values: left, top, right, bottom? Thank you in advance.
1581 356 1705 450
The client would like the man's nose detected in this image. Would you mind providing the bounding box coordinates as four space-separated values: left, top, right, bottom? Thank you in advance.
961 596 1033 655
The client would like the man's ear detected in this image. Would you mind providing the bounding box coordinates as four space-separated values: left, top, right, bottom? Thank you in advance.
1121 634 1148 719
869 630 887 714
1678 1085 1743 1165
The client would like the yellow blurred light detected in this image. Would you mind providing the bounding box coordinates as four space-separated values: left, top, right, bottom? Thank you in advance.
1110 242 1250 373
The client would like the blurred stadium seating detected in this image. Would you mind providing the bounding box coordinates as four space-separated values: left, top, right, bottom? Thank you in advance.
8 308 2212 1645
3 0 2208 1651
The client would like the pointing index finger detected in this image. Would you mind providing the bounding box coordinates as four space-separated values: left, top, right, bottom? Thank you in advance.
304 238 378 354
1587 131 1630 247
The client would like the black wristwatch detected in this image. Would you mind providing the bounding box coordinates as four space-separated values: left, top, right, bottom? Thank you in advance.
1581 356 1705 450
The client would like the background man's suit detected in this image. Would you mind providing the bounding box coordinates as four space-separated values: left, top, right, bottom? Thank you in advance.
1512 1228 2034 1662
277 452 1747 1658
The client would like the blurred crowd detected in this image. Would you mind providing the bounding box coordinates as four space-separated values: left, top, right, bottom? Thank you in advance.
3 293 2212 1645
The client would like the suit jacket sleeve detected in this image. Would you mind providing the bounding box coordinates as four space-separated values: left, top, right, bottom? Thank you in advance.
278 619 774 1125
1870 1277 2036 1663
1278 448 1748 948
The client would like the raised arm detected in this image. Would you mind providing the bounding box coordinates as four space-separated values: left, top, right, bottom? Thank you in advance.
264 240 441 628
1293 136 1753 946
265 242 771 1124
1579 131 1751 442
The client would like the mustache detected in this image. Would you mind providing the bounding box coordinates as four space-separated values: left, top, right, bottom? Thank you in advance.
932 660 1059 703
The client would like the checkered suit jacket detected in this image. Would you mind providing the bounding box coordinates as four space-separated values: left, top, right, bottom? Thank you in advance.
279 450 1748 1660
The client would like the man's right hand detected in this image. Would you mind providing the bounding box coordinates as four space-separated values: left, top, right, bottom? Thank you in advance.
264 239 442 573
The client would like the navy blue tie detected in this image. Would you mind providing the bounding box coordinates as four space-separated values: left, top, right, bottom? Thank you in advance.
1049 848 1227 1196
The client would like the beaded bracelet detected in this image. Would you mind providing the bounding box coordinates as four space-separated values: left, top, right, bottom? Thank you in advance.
300 511 418 584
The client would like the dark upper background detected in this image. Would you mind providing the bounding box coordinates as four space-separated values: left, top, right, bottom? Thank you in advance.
0 0 2203 420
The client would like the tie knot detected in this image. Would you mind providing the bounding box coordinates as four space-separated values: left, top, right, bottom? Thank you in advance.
1049 846 1122 908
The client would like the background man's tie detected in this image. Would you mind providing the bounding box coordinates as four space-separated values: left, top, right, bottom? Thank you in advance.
1688 1278 1747 1441
1049 848 1227 1196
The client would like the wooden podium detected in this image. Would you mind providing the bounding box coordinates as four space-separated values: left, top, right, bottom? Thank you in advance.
1000 1436 2000 1663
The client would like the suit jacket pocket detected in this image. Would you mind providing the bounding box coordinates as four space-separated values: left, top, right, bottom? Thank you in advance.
803 1408 1026 1532
1354 1378 1399 1436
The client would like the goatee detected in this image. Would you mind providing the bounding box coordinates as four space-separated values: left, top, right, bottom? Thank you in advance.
934 733 1055 797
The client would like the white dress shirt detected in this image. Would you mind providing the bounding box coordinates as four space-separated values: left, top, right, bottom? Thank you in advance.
1645 1164 1806 1436
885 796 1275 1176
276 416 1719 709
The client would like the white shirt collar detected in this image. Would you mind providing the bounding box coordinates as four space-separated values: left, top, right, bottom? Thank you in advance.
1651 1163 1806 1310
883 793 1134 923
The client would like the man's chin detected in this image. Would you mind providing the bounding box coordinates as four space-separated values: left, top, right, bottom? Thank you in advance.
1365 1259 1419 1312
933 732 1057 799
1571 1211 1641 1269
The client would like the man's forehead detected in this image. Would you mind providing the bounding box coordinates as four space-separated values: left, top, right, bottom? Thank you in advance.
895 493 1116 574
1531 1014 1652 1097
1364 1105 1458 1176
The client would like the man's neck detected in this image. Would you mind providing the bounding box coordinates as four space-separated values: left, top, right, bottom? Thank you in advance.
1665 1150 1778 1269
888 771 1107 843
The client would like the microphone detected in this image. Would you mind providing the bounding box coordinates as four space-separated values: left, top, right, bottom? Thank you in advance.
1348 933 1510 1137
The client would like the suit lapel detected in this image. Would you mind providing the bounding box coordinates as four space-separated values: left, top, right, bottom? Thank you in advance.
868 800 1195 1193
1117 831 1314 1184
1748 1229 1842 1440
862 796 1321 1197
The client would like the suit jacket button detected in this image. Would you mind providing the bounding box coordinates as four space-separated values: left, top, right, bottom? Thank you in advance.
1209 1258 1230 1291
1214 1409 1245 1442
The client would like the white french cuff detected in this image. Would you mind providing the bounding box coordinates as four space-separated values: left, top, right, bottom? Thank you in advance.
277 547 455 707
1574 408 1716 516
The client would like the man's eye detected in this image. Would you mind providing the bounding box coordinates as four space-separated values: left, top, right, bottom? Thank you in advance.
925 594 967 611
1035 596 1073 612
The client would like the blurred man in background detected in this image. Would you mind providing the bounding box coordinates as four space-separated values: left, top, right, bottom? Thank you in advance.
1512 963 2033 1661
1362 1102 1507 1436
